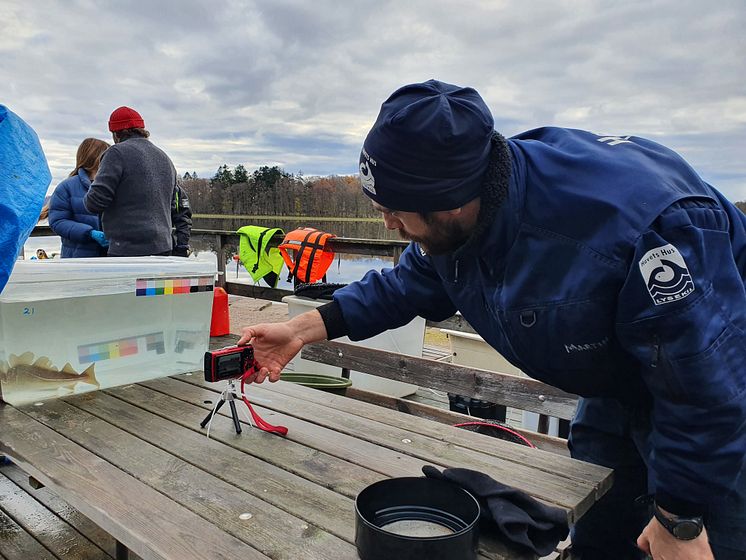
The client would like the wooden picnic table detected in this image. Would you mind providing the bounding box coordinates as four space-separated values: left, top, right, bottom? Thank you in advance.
0 339 612 560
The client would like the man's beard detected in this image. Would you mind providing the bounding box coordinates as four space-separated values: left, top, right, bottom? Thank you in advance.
398 215 472 256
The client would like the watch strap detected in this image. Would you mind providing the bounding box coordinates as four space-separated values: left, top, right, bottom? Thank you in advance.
653 503 704 540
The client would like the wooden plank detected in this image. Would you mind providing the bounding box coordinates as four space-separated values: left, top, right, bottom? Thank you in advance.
426 314 478 335
345 387 571 456
71 390 358 543
173 376 600 520
0 404 268 560
0 468 110 560
104 381 385 499
101 380 524 560
1 463 141 560
421 344 452 362
0 506 58 560
19 398 357 560
193 231 408 258
225 281 293 302
226 377 610 499
302 341 579 419
139 377 426 478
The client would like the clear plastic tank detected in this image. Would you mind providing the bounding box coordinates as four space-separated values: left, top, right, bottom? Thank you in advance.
0 256 216 405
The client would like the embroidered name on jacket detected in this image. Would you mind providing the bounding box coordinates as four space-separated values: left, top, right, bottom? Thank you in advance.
638 243 695 305
565 336 609 354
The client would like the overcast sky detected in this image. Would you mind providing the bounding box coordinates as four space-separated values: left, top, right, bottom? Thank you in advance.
3 0 745 202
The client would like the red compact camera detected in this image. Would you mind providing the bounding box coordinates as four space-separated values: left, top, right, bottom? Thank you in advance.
204 345 258 383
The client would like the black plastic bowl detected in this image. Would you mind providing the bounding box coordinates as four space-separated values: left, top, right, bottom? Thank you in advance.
355 477 480 560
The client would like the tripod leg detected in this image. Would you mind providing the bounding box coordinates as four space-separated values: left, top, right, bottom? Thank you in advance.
200 399 226 428
228 400 242 434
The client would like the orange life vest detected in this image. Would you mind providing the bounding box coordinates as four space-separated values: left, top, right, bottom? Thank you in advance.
278 227 336 283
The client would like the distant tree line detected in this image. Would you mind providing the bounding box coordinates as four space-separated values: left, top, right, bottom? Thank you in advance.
181 164 378 217
182 163 746 219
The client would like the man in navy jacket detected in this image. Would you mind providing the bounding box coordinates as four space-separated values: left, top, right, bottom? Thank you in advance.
239 80 745 559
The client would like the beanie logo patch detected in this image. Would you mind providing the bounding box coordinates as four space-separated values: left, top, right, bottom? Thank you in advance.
359 149 376 195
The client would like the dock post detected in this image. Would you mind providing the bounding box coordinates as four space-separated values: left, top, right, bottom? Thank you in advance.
216 234 227 289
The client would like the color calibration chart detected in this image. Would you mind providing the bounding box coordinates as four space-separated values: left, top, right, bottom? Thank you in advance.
78 332 165 364
135 276 213 296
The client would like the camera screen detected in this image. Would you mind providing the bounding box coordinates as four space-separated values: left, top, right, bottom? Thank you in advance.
217 353 242 378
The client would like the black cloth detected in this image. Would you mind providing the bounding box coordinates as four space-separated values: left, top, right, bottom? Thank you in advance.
171 184 192 254
294 282 347 300
422 465 568 556
317 300 348 341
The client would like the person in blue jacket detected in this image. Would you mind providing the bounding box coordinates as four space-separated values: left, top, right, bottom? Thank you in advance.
49 138 111 257
238 80 745 559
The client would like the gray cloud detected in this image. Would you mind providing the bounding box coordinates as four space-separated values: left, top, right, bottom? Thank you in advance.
2 0 745 201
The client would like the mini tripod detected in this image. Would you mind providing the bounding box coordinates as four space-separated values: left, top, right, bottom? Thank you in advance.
200 379 243 434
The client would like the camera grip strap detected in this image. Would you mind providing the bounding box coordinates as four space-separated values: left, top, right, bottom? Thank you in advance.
240 369 289 436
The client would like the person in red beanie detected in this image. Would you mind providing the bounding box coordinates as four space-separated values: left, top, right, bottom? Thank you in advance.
84 106 187 256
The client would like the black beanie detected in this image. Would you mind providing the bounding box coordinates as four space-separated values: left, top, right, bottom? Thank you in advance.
359 79 494 212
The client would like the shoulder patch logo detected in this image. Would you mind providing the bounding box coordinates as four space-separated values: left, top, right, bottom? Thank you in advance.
638 243 695 305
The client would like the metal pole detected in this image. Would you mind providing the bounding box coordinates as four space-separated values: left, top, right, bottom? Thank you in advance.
215 234 226 289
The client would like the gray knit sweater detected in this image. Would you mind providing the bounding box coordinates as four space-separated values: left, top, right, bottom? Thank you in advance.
84 137 176 256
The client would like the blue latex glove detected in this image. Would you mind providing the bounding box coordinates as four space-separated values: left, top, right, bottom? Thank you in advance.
90 229 109 247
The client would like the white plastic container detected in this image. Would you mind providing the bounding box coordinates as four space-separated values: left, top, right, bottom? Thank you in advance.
0 257 216 405
283 295 422 398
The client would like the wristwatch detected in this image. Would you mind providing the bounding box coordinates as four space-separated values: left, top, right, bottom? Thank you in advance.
653 503 704 540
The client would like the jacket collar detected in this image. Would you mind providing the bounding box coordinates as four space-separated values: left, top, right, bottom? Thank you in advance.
436 140 524 280
77 168 91 188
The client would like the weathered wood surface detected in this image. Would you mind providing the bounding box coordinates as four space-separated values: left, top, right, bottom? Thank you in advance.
0 361 608 560
172 376 609 517
302 340 580 420
0 405 268 560
0 462 133 560
344 386 571 456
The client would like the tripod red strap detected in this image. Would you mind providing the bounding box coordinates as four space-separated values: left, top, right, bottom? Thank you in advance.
240 370 288 436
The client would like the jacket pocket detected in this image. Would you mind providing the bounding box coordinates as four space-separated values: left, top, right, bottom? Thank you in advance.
504 298 630 395
666 324 746 407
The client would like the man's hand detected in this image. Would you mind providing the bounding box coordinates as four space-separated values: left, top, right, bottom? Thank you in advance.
637 514 713 560
237 309 328 384
237 322 305 383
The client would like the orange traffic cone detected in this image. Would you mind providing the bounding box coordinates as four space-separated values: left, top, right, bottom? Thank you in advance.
210 287 230 336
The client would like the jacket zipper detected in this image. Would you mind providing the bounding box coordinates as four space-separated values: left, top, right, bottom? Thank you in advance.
650 335 660 368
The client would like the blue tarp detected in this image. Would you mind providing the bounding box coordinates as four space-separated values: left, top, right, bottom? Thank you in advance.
0 105 51 293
